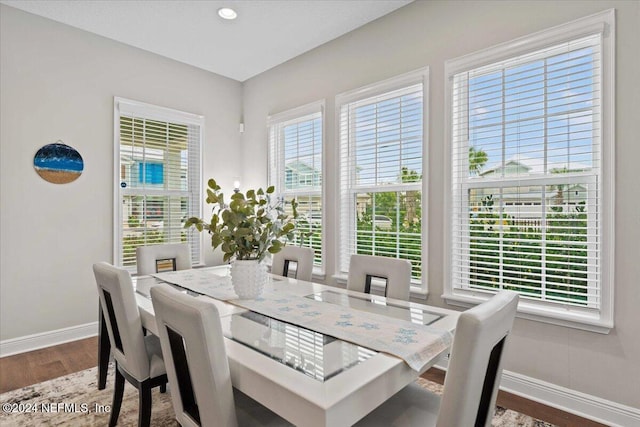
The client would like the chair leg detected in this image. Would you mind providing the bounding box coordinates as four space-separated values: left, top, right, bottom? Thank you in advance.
160 383 167 393
98 305 111 390
109 368 125 427
138 382 153 427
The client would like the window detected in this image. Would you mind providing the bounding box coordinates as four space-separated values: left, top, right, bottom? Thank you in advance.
337 69 429 292
445 10 614 331
268 101 324 269
114 97 203 270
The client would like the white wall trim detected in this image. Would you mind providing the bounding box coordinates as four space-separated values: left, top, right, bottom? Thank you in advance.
0 322 99 358
434 359 639 427
501 370 640 427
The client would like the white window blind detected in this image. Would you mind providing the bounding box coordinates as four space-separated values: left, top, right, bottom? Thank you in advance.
447 10 615 330
338 70 428 286
114 98 202 270
268 102 323 268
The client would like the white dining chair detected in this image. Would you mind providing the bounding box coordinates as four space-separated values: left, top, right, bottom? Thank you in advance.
355 290 520 427
98 243 192 390
136 243 192 275
150 284 293 427
93 262 168 427
271 245 315 282
347 254 412 301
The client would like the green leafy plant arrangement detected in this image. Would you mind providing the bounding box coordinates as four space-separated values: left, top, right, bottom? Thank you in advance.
184 178 297 262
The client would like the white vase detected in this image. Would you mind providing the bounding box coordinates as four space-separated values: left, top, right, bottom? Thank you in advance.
231 259 267 299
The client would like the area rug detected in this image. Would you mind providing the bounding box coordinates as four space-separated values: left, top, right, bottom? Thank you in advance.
0 365 554 426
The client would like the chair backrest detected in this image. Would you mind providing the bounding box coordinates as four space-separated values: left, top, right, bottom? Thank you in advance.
271 246 315 282
151 284 238 427
93 262 150 381
437 291 519 427
136 243 192 275
347 254 412 301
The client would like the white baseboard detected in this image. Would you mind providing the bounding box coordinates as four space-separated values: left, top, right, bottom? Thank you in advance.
0 322 99 358
434 358 639 427
500 370 640 427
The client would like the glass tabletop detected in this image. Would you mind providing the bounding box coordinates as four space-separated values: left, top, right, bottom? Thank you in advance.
306 290 444 325
220 310 376 382
134 276 201 298
133 274 441 382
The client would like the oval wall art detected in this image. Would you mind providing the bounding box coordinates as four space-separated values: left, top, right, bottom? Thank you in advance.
33 141 84 184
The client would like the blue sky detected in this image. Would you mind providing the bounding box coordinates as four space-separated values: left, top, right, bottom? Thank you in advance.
468 45 596 176
353 92 422 186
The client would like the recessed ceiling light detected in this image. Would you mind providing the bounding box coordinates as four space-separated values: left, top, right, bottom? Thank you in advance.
217 7 237 20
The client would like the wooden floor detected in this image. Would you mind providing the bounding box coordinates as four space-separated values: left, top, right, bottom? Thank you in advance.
0 337 98 394
0 337 607 427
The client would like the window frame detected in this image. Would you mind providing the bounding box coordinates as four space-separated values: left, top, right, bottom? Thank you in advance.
336 68 430 297
444 10 615 332
113 97 204 272
267 100 325 275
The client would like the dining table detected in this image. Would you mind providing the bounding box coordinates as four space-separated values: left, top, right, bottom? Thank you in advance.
132 265 459 427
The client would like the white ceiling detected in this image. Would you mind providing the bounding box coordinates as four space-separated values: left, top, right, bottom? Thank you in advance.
1 0 412 82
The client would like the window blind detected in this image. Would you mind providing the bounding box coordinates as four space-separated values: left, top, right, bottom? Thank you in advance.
450 34 602 308
339 81 424 281
116 99 202 270
268 104 323 266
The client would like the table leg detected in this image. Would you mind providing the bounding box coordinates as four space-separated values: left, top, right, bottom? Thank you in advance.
98 304 110 390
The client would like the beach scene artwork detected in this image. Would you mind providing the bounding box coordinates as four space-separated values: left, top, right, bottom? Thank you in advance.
34 141 84 184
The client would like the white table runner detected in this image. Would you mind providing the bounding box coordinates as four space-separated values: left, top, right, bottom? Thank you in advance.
152 268 452 372
153 268 238 300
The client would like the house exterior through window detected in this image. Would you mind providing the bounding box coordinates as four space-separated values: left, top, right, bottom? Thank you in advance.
445 10 615 332
337 68 429 293
114 97 203 270
268 101 324 270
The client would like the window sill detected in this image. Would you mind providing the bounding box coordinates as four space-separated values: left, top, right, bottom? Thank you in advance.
332 274 428 300
311 267 326 282
442 291 612 334
192 263 209 269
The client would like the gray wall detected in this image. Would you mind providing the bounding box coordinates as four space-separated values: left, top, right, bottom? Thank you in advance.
0 5 242 340
241 0 640 408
